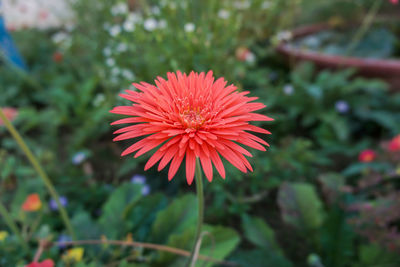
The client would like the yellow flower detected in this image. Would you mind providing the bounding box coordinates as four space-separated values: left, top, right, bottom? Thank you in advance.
125 233 133 243
396 166 400 176
101 235 109 249
0 231 8 242
63 247 84 262
328 16 344 27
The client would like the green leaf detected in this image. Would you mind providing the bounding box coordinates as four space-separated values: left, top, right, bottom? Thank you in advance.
98 182 144 238
277 182 324 230
72 211 100 240
150 194 197 244
158 225 240 267
320 206 355 267
229 249 293 267
125 193 168 241
355 244 400 267
241 215 282 253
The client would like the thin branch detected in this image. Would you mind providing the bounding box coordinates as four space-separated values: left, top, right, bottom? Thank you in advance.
54 239 238 266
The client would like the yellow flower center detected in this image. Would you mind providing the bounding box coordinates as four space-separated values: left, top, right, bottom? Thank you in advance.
180 108 204 129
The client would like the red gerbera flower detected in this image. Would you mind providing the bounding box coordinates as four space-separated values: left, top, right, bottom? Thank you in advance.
110 71 272 184
388 134 400 152
26 259 54 267
358 149 376 163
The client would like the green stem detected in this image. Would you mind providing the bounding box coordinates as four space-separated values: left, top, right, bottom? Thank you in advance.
0 109 76 239
187 158 204 267
0 201 30 253
345 0 382 56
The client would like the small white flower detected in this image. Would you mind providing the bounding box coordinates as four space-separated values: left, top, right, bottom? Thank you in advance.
93 94 105 107
117 43 128 53
72 152 87 165
276 31 293 42
160 0 168 7
122 69 135 80
65 23 75 32
111 67 120 76
261 1 272 9
234 1 251 9
144 18 158 31
110 76 119 84
109 25 121 36
169 2 177 9
106 58 116 67
111 2 128 16
283 84 294 95
103 23 111 30
126 12 142 23
158 19 167 29
52 32 69 44
184 23 195 33
103 47 112 57
218 9 230 19
151 6 160 15
245 52 256 64
123 20 135 32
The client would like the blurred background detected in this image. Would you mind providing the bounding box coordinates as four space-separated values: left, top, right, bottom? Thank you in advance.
1 0 400 266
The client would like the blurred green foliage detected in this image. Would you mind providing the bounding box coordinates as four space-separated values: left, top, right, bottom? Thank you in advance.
1 0 400 266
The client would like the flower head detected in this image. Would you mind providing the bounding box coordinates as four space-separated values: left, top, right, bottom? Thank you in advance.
22 194 42 212
57 234 72 249
335 100 349 114
359 149 376 162
131 174 151 195
0 231 8 242
49 196 68 211
131 174 146 184
72 151 87 165
184 23 195 33
283 84 294 95
110 71 272 184
235 47 255 63
62 247 84 262
144 18 158 31
52 52 63 63
388 135 400 152
25 259 54 267
390 0 398 5
0 107 18 126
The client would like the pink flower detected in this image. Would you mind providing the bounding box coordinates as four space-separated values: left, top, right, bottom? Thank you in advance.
111 71 272 184
358 149 376 162
390 0 398 5
388 135 400 152
0 107 18 126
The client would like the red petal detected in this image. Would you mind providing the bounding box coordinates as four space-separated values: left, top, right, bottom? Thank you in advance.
185 149 196 185
200 154 213 182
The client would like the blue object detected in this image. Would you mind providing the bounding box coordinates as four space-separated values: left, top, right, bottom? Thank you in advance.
0 1 27 70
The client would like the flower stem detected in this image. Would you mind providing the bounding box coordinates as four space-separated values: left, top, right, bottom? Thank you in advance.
0 201 29 253
345 0 382 56
187 158 204 267
0 109 76 239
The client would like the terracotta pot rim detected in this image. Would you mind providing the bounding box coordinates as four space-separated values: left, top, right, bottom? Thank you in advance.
276 23 400 76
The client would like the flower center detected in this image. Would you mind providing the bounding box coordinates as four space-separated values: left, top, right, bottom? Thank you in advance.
180 109 204 129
